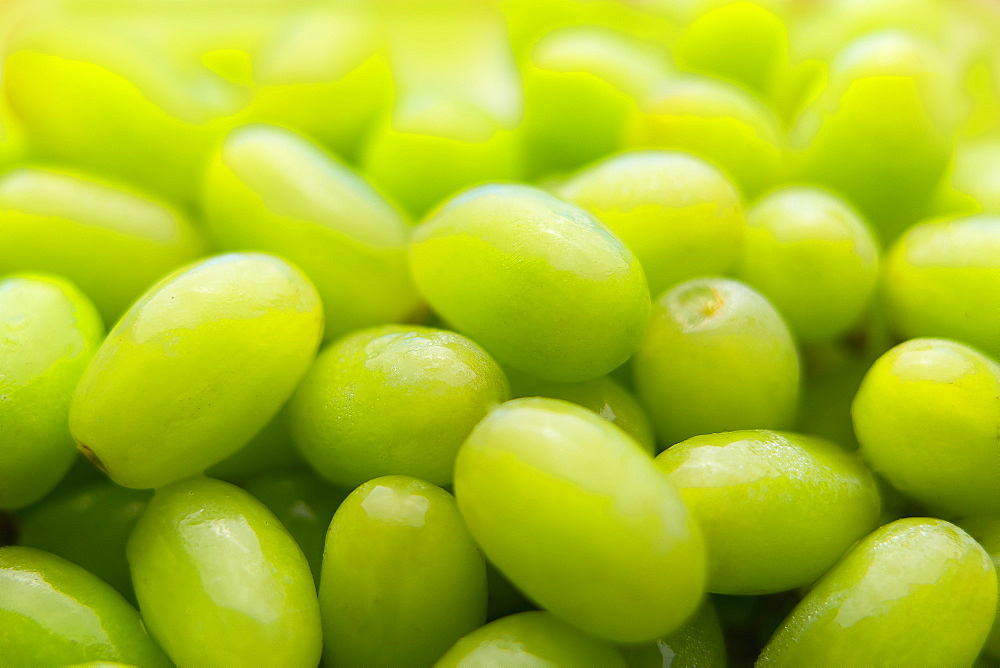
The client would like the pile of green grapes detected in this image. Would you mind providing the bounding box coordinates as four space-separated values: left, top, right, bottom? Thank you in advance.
2 0 1000 666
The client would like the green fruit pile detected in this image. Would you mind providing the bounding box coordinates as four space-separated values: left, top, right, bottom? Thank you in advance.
1 0 999 666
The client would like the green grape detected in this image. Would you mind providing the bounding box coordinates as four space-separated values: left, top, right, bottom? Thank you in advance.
757 518 998 666
737 187 880 342
18 482 151 601
434 611 627 668
241 469 347 581
410 184 650 382
560 150 745 297
959 516 1000 660
454 398 706 643
655 430 880 595
127 476 321 667
951 139 1000 214
625 76 784 197
617 599 727 668
320 475 487 667
205 405 302 483
203 123 422 341
69 253 323 489
0 546 170 668
290 325 510 488
633 277 801 445
0 168 205 325
506 369 656 453
852 338 1000 517
884 215 1000 359
0 275 104 509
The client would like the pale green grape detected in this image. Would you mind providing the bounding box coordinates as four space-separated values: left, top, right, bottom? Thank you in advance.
757 518 998 666
203 123 422 341
0 546 170 667
852 338 1000 517
69 253 323 489
127 476 321 667
617 600 726 668
561 150 745 297
0 275 104 509
959 516 1000 661
320 475 487 668
656 430 880 595
454 398 706 643
0 168 205 324
633 277 801 445
409 184 650 382
290 325 510 488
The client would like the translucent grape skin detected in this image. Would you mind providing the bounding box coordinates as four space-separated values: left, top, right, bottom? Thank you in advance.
69 253 324 489
757 518 998 666
633 277 801 446
560 150 746 298
738 187 880 343
409 184 650 382
454 398 706 643
434 611 627 668
127 476 322 667
0 275 104 509
202 124 422 341
0 546 170 668
852 338 1000 517
320 476 487 668
655 430 881 595
884 215 1000 360
959 516 1000 661
290 325 510 488
617 600 727 668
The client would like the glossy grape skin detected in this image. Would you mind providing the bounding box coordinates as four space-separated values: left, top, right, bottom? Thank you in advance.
69 253 323 489
757 518 998 666
127 476 321 667
0 168 206 324
959 516 1000 661
205 405 303 483
0 546 170 668
633 277 801 445
738 187 880 342
0 275 104 509
203 124 422 341
454 398 706 643
561 150 745 297
320 476 487 668
434 611 627 668
884 215 1000 359
290 325 510 488
617 600 727 668
656 430 880 595
852 338 1000 517
18 482 150 601
410 184 650 382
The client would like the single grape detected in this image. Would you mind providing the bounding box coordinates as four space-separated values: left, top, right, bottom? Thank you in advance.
409 184 650 382
0 274 104 509
617 599 727 668
959 516 1000 661
127 476 321 667
69 252 323 489
205 405 303 483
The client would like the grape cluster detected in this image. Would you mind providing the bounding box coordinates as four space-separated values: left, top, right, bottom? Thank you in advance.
1 1 999 666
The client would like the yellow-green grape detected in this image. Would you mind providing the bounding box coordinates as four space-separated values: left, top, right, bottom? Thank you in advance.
0 168 206 324
655 430 880 595
410 184 650 382
434 611 627 668
852 338 1000 517
203 123 421 341
560 150 745 298
757 518 998 666
633 277 801 445
625 76 784 198
0 275 104 509
617 600 727 668
885 215 1000 359
737 187 880 343
205 405 302 483
952 139 1000 214
127 476 321 667
960 516 1000 661
0 546 170 668
320 475 487 667
290 325 509 488
69 253 323 489
454 398 706 643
